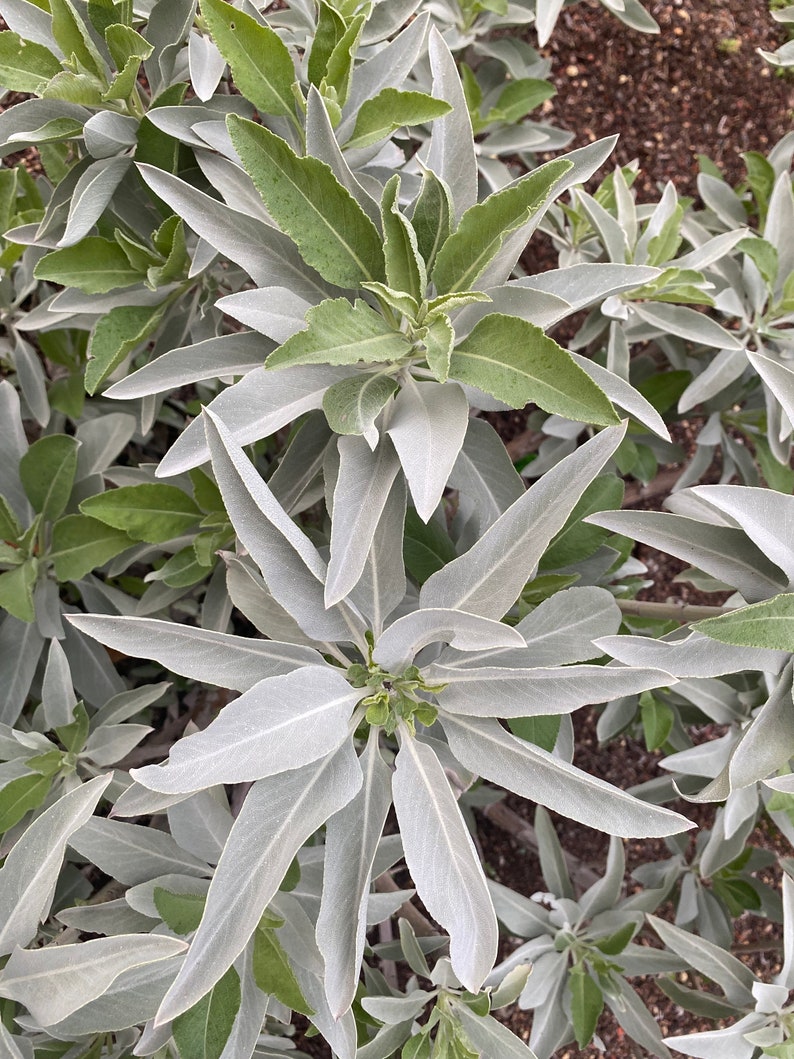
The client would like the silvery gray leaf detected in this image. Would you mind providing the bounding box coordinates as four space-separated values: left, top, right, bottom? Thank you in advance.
441 713 692 837
420 26 477 224
67 614 326 691
569 352 671 440
61 615 126 707
0 618 43 724
596 629 788 677
451 285 572 339
0 99 90 153
124 874 210 919
647 914 755 1006
585 510 787 603
153 740 363 1024
157 365 356 476
392 735 497 992
0 774 112 955
131 666 359 792
0 0 60 52
83 113 139 159
137 165 334 299
326 436 402 606
167 788 233 866
0 935 187 1027
75 413 137 479
216 287 315 344
387 380 469 523
69 817 211 886
188 31 226 100
105 332 268 400
0 381 32 523
41 638 76 730
421 423 625 619
448 418 525 535
448 998 539 1058
361 992 432 1025
55 899 157 937
58 157 132 248
204 409 366 643
348 473 407 636
224 556 318 647
317 732 392 1017
82 724 153 767
487 880 550 937
305 86 382 227
515 263 659 312
430 662 674 717
374 608 525 672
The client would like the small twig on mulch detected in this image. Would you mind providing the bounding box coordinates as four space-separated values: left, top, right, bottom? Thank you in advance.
616 598 733 623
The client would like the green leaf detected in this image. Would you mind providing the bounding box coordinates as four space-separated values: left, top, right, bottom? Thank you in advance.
432 158 573 294
541 473 624 569
104 22 152 70
421 314 454 383
449 314 619 425
0 772 51 833
266 298 411 369
738 235 778 287
85 301 168 395
492 78 555 124
508 715 561 753
252 925 314 1016
149 546 206 588
381 174 425 304
346 88 452 152
50 514 132 581
54 701 90 755
403 506 457 584
34 236 145 293
743 150 776 222
324 12 365 109
322 372 398 436
645 203 684 266
0 561 37 622
694 593 794 650
19 435 79 521
200 0 296 118
0 31 63 92
409 167 453 274
148 215 188 287
640 692 674 751
80 483 202 543
635 369 691 415
228 114 385 288
756 435 794 492
712 876 762 917
307 1 346 88
592 921 637 955
570 963 603 1049
50 0 107 78
189 469 225 517
0 495 23 541
173 965 241 1059
154 888 207 934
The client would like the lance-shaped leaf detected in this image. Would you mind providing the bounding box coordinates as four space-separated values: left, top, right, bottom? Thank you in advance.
105 332 268 401
449 998 538 1059
726 660 794 789
685 484 794 586
157 365 356 477
19 434 78 522
201 0 295 117
748 348 794 431
422 27 476 225
432 158 572 294
386 379 469 523
326 436 401 606
154 741 363 1025
585 510 787 604
216 287 314 345
0 773 111 954
59 156 131 248
694 594 794 651
322 372 398 442
393 734 497 991
647 915 755 1006
629 301 743 350
447 417 524 535
80 483 201 543
173 964 240 1059
0 935 187 1026
34 236 145 294
132 666 359 793
266 297 411 371
380 173 425 302
449 314 618 425
69 817 211 885
317 732 392 1017
595 630 788 679
428 662 675 716
67 614 326 692
421 423 625 620
204 409 364 643
50 514 134 582
441 714 692 837
137 165 332 300
347 88 451 152
228 114 385 288
373 609 525 673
